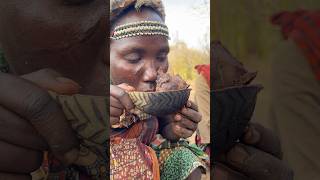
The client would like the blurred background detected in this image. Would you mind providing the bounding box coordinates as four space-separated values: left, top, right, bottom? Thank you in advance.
212 0 320 128
163 0 210 91
212 1 320 179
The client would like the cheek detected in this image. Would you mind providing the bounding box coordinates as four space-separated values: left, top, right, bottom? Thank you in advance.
110 59 143 86
159 60 169 72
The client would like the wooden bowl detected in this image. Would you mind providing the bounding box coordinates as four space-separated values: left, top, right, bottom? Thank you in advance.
128 88 191 116
212 85 262 155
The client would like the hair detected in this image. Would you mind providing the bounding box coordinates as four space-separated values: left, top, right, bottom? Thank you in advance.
110 0 165 27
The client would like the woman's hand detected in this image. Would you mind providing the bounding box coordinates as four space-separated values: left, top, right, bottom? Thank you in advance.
213 123 293 180
159 100 202 141
0 69 80 177
110 83 135 126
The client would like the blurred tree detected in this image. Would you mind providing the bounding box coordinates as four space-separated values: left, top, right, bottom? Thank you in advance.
169 40 209 81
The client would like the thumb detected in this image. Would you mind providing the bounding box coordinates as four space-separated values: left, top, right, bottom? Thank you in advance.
22 69 81 95
220 144 293 180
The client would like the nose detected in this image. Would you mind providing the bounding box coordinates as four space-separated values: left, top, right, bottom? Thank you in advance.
142 61 158 83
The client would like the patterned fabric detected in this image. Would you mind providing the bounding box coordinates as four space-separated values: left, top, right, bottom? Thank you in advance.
110 138 159 180
160 147 205 180
38 93 109 180
110 117 160 180
271 10 320 81
150 134 208 180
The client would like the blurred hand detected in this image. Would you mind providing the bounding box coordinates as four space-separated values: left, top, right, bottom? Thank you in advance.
0 69 80 178
213 123 293 180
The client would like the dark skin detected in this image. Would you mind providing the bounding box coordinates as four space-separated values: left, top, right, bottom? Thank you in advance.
214 123 294 180
109 7 203 179
0 0 107 95
0 0 106 179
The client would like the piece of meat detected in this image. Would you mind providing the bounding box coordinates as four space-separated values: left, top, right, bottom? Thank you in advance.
212 41 257 90
156 69 188 91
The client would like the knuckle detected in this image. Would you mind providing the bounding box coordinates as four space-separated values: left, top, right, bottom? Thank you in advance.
21 89 55 121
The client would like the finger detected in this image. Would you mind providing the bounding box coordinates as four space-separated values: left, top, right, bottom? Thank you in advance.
22 68 81 95
110 96 125 109
179 107 202 123
110 106 123 117
110 117 120 126
0 72 79 164
221 144 293 180
117 83 136 92
213 163 248 180
0 173 31 180
0 140 43 174
186 100 198 111
176 115 198 131
0 105 48 151
110 85 134 111
173 124 194 139
241 123 283 159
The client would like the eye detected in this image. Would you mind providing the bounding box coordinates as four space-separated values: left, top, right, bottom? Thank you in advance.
124 53 142 64
64 0 95 5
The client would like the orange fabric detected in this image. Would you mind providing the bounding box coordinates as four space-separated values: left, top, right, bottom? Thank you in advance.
272 10 320 81
147 146 161 180
195 64 210 88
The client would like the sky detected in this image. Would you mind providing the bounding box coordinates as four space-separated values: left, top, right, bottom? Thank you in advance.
162 0 210 50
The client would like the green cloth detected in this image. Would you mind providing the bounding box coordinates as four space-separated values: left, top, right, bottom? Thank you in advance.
151 135 208 180
160 147 206 180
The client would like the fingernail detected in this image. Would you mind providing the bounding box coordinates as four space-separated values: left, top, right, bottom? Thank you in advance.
227 145 250 164
56 77 81 88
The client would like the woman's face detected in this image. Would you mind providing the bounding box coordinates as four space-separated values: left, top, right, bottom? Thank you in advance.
110 8 169 91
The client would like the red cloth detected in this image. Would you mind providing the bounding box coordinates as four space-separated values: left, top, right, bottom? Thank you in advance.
195 64 210 88
271 10 320 81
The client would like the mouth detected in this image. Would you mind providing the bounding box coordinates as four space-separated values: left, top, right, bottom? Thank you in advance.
137 84 156 92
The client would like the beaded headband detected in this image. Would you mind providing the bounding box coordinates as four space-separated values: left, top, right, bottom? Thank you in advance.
110 20 170 40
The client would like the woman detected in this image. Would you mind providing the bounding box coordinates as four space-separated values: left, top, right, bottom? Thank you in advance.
109 0 207 179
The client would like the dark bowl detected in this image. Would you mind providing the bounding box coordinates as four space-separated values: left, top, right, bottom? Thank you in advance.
128 88 191 116
212 85 262 156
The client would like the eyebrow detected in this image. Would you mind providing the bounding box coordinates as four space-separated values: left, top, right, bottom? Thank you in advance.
120 47 145 54
159 46 170 53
